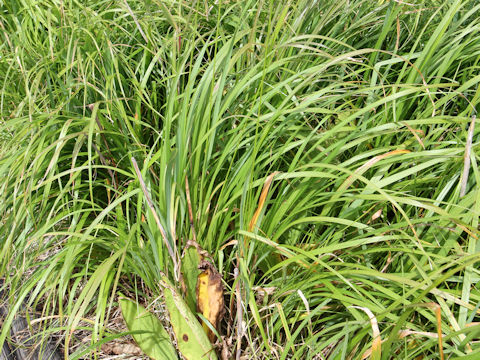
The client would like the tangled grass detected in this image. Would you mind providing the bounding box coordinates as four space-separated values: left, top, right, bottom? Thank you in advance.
1 0 480 358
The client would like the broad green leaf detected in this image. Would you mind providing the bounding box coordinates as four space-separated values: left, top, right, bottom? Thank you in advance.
161 277 217 360
119 296 178 360
181 245 202 312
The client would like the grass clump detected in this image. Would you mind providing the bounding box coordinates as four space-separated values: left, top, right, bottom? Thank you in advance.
1 0 480 359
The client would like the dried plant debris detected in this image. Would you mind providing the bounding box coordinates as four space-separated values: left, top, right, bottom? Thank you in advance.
101 342 143 357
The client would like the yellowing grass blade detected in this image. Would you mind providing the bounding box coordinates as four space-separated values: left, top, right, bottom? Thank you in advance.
460 115 475 197
418 303 445 360
248 172 280 232
341 149 411 191
351 306 381 360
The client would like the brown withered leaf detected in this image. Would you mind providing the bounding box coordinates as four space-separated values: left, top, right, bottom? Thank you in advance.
101 342 143 356
196 260 225 342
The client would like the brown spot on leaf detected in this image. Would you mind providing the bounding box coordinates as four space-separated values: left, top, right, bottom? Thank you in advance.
182 334 188 342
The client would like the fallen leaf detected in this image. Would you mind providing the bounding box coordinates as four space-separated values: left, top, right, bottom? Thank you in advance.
101 342 143 356
253 286 276 304
220 336 232 360
196 261 225 342
366 209 382 224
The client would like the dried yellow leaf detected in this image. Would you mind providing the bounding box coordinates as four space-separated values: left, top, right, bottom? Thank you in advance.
196 261 225 342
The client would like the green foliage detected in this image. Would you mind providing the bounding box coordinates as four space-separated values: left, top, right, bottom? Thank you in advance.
162 277 217 360
1 0 480 358
119 296 178 360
